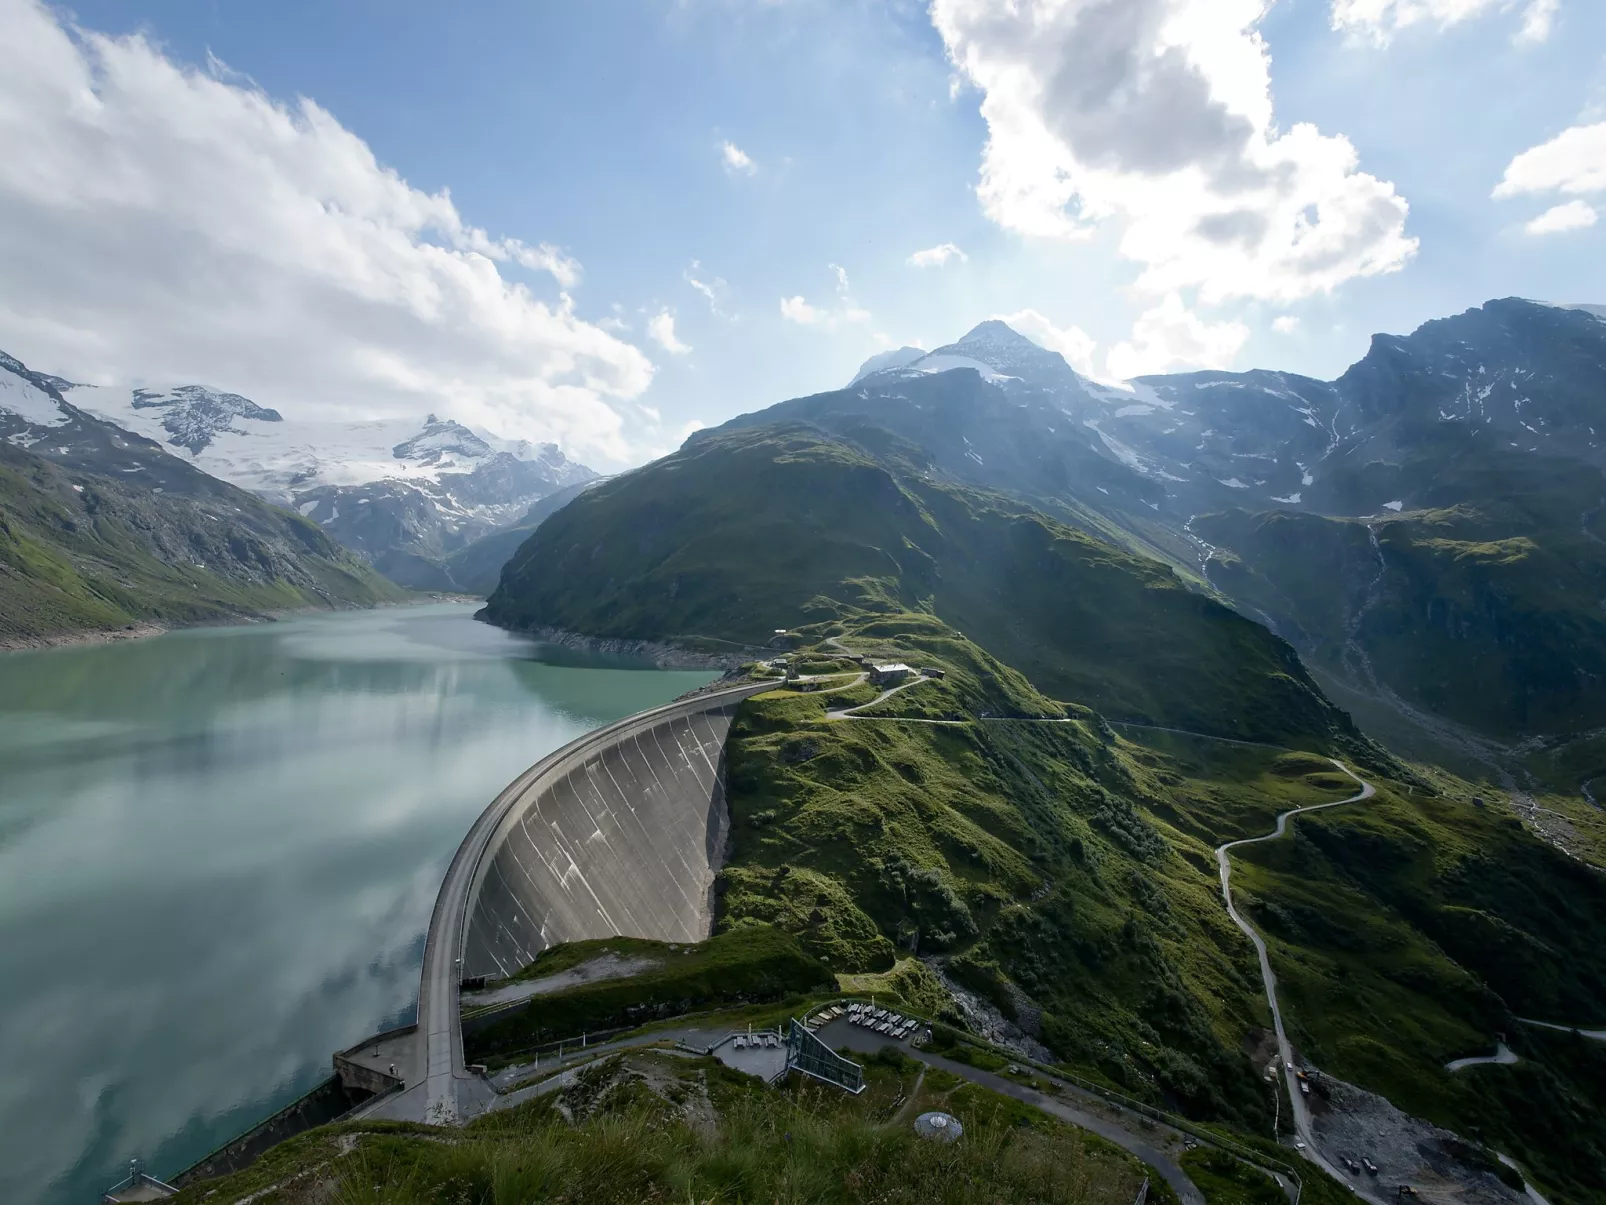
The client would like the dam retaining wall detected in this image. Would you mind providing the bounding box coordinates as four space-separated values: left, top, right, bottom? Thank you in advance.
460 683 771 980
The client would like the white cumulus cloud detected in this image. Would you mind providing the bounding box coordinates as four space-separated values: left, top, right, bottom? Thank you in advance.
721 140 757 176
647 309 691 355
780 265 873 331
929 0 1418 304
907 242 969 268
994 308 1098 377
1106 294 1250 381
780 296 828 325
1331 0 1558 44
1495 122 1606 199
1272 315 1302 334
0 0 652 465
1524 200 1598 235
1495 122 1606 234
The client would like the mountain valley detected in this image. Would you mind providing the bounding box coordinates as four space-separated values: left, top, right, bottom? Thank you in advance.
69 382 599 591
8 297 1606 1201
0 352 404 645
476 297 1606 1201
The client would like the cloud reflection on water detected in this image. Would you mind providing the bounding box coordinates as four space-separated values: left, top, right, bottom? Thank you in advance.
0 605 714 1204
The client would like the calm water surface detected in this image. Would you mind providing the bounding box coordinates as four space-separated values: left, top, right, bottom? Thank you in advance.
0 604 715 1204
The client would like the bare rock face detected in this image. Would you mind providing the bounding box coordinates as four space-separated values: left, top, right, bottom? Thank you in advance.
0 352 398 643
48 368 599 592
131 385 283 454
1308 1074 1527 1204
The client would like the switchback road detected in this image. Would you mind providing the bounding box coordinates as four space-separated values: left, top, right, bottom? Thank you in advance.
1216 759 1381 1202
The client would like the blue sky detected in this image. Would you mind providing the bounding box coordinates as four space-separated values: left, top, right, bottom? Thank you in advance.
2 0 1604 468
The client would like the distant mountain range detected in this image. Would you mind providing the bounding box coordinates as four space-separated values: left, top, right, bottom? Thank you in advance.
0 352 403 646
486 298 1606 788
37 378 599 590
10 297 1606 778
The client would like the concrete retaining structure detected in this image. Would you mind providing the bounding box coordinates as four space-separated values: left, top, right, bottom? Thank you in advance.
333 1024 414 1095
169 1076 369 1190
460 685 770 980
155 678 777 1188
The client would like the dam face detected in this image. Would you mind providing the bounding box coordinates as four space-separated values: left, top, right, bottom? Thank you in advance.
460 688 763 980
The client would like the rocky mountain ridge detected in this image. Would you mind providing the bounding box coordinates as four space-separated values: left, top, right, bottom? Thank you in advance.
513 297 1606 775
0 353 403 644
48 374 598 589
848 298 1606 524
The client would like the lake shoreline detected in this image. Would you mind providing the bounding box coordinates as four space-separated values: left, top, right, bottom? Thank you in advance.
0 594 484 655
476 614 762 670
0 621 172 653
0 603 712 1205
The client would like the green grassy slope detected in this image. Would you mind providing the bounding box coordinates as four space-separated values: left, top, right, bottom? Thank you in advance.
0 440 403 644
1197 431 1606 741
715 632 1606 1197
1231 763 1606 1199
475 407 1606 1193
173 1048 1160 1205
485 424 1354 746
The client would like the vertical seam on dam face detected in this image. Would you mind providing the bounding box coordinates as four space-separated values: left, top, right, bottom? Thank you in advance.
460 694 752 981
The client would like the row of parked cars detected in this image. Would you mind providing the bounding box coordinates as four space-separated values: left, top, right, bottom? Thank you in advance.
812 1002 921 1041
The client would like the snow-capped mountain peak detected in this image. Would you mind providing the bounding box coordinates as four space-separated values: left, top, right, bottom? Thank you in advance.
851 320 1084 391
848 346 925 386
128 384 283 454
391 414 493 465
951 319 1040 355
854 321 1079 392
932 320 1081 383
0 352 74 434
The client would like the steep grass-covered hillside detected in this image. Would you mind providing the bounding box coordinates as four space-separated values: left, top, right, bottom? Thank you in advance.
0 438 403 646
485 424 1354 746
716 626 1606 1199
1197 427 1606 741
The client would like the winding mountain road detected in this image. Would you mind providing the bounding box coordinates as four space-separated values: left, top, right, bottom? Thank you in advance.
1445 1042 1519 1072
824 674 927 718
1516 1017 1606 1041
1215 759 1379 1199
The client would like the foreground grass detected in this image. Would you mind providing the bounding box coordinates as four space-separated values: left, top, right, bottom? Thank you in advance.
175 1051 1166 1205
1177 1147 1282 1205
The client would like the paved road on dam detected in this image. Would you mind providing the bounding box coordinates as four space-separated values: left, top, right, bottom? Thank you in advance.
1216 760 1381 1202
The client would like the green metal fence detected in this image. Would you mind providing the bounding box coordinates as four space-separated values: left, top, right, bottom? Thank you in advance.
785 1018 866 1093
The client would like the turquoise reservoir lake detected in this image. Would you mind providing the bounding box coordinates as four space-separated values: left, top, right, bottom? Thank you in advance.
0 604 715 1204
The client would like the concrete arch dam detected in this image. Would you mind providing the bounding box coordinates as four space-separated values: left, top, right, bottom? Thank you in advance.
461 679 772 980
167 679 779 1175
362 678 780 1124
